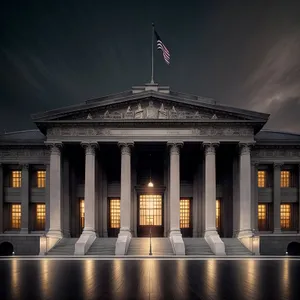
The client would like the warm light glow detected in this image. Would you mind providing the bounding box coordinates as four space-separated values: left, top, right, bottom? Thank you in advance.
11 170 21 188
11 259 20 299
216 199 221 231
180 199 190 228
110 199 120 228
37 170 46 188
84 260 95 297
148 181 154 187
280 204 291 229
282 259 290 298
139 195 162 226
206 260 217 293
36 204 46 230
80 199 85 231
281 171 290 187
257 170 266 187
258 204 267 231
11 204 21 229
41 259 49 297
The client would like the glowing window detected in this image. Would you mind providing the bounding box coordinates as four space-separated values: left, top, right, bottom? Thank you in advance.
281 171 290 188
11 204 21 229
257 171 266 188
139 195 162 226
280 204 291 229
37 171 46 188
258 204 267 231
180 199 190 228
80 199 85 231
11 171 21 188
110 199 120 228
216 199 221 230
36 204 46 230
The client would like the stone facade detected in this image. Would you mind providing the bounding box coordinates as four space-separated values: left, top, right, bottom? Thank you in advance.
0 84 300 255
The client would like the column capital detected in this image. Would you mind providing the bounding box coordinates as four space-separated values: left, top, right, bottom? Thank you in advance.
251 160 259 167
46 142 63 155
81 142 98 155
273 162 284 169
239 142 254 155
20 163 29 170
203 142 219 155
118 142 134 155
167 142 183 155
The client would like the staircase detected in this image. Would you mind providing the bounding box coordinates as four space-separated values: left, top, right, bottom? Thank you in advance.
222 238 253 256
127 238 174 256
47 238 78 255
183 238 214 255
86 238 117 255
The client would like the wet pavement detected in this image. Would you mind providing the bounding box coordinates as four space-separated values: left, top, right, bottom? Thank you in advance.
0 258 299 300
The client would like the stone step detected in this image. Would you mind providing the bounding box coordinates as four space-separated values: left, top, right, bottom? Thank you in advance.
183 238 214 255
47 238 78 255
127 238 174 255
222 238 253 255
86 238 117 255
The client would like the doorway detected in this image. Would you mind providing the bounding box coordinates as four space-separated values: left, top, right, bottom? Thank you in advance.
137 194 163 237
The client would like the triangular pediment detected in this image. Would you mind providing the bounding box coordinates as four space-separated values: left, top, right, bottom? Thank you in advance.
31 88 269 123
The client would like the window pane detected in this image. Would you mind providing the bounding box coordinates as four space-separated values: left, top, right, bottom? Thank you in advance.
11 171 22 188
257 171 266 188
180 199 190 228
36 204 46 230
216 199 221 230
80 199 85 231
11 204 21 229
139 195 162 226
281 171 290 188
258 204 267 231
280 204 291 229
110 199 120 228
37 171 46 188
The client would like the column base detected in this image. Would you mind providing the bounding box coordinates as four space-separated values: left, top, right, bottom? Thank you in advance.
20 228 29 235
115 229 132 255
75 231 96 255
169 229 185 255
236 229 253 238
204 230 225 255
273 228 282 234
46 230 63 252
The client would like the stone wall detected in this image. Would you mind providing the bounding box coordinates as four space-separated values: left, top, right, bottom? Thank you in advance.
0 235 40 255
260 235 300 255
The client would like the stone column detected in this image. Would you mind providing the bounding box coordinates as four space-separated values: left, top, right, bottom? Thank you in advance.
204 143 218 236
115 142 133 255
20 164 29 234
273 163 283 233
0 163 3 233
251 161 259 231
47 143 63 238
168 142 185 255
203 143 225 255
238 143 252 237
298 164 300 232
45 163 50 232
62 158 70 237
82 143 98 234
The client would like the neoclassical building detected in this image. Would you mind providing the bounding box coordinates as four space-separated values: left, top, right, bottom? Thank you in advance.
0 83 300 256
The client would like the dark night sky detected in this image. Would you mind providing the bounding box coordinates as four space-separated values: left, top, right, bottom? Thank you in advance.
1 0 300 133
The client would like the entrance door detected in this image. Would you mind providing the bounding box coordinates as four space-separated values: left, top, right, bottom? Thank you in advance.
138 194 163 237
180 198 192 237
216 199 222 236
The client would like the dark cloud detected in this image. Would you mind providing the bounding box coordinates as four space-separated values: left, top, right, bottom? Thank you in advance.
0 0 300 133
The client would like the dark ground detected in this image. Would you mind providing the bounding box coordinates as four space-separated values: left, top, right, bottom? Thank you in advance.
0 258 299 300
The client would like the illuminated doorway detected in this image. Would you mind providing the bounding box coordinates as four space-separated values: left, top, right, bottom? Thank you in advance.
180 198 192 237
138 194 163 237
79 199 85 233
216 199 222 235
108 198 120 237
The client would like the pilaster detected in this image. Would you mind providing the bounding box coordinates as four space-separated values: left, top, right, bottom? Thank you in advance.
45 163 50 232
47 143 63 238
20 164 29 234
167 142 185 255
273 162 283 233
0 163 3 233
62 157 70 237
237 143 253 238
115 142 134 255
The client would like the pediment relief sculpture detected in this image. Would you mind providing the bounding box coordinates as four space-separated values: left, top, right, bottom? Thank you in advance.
89 101 218 120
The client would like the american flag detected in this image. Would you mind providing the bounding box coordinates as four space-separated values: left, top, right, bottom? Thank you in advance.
154 30 170 65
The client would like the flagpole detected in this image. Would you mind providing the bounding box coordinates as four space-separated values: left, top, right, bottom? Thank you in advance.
150 23 154 84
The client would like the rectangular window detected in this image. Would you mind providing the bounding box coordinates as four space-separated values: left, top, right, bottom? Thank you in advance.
216 199 221 231
36 204 46 231
37 171 46 188
258 204 268 231
180 199 190 228
110 199 120 228
139 195 162 226
281 171 290 188
80 199 85 231
11 171 21 188
257 171 266 188
280 204 291 229
11 204 21 229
